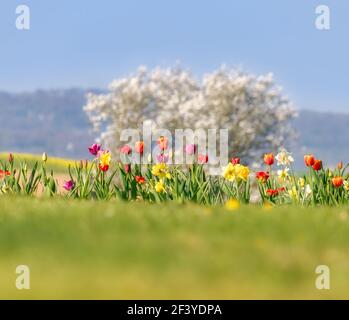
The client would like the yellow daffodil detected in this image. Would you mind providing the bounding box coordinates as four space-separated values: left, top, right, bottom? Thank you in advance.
223 163 250 182
152 163 169 178
288 186 298 200
155 180 165 193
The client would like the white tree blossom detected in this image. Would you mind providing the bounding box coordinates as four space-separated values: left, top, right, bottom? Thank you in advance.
84 65 297 162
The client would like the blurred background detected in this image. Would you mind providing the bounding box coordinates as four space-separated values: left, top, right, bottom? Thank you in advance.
0 0 348 167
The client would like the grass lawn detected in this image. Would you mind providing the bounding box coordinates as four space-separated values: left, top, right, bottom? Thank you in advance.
0 196 349 299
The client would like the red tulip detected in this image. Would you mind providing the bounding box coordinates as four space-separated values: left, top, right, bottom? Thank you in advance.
312 160 322 171
266 189 279 197
256 171 269 183
264 153 274 166
98 163 109 172
0 170 10 179
135 176 146 184
231 157 240 165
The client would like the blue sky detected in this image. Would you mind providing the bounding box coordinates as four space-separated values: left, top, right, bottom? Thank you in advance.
0 0 348 112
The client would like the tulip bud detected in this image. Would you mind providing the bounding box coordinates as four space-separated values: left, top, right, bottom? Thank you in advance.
42 152 48 162
338 161 343 170
8 153 14 164
124 164 131 173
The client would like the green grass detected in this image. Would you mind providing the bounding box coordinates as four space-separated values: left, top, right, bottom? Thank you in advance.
1 196 349 299
0 153 75 174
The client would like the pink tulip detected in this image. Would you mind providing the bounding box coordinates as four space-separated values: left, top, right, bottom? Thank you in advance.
120 145 132 155
157 154 169 163
185 144 197 155
63 180 74 191
198 154 208 164
88 144 101 156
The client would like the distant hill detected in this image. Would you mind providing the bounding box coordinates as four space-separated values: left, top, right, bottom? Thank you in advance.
1 89 348 167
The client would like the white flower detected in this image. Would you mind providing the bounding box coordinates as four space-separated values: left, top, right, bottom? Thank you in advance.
304 184 312 197
277 167 290 180
275 149 294 166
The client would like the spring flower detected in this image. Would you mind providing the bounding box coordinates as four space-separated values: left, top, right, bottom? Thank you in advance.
185 144 197 155
312 160 322 171
157 136 168 150
304 184 312 197
223 163 250 182
223 163 238 182
135 176 146 184
275 149 294 166
152 163 169 178
42 152 48 162
120 145 132 155
98 150 111 172
277 167 290 180
124 164 131 173
266 187 285 197
156 154 169 163
256 171 269 183
266 189 279 197
135 141 144 154
8 153 14 164
155 180 165 193
338 161 343 170
198 154 209 164
332 176 343 188
231 157 240 165
288 186 298 200
63 180 74 191
304 154 315 167
88 143 101 156
263 153 274 166
298 178 305 188
344 180 349 192
0 170 11 179
225 199 240 211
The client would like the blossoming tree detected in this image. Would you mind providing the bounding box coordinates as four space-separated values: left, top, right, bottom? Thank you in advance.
84 66 297 162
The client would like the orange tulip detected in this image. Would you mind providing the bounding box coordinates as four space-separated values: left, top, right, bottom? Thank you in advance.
304 154 315 167
264 153 274 166
332 176 343 188
135 141 144 154
135 175 146 184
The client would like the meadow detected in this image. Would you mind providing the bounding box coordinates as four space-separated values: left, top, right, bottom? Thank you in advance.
0 153 74 174
1 145 349 299
1 196 349 299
